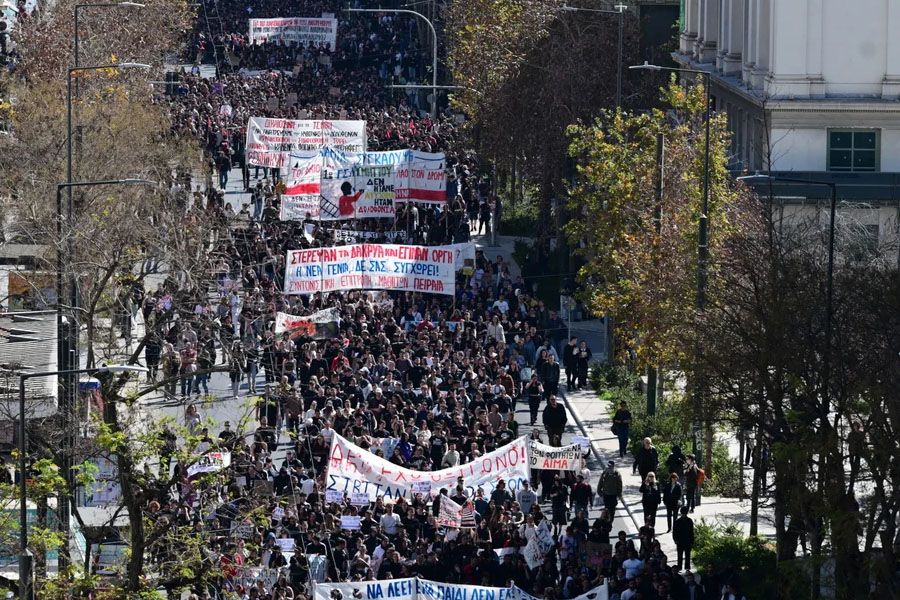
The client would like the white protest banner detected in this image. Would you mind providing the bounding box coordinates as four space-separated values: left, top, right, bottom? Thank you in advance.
275 537 296 553
272 506 285 521
249 17 338 48
523 538 545 570
281 149 446 221
494 547 522 559
187 451 231 477
350 493 370 507
417 579 515 600
528 442 583 471
284 244 456 296
324 490 345 504
245 117 365 168
436 494 463 528
326 434 529 501
340 515 361 530
313 578 417 600
330 229 409 243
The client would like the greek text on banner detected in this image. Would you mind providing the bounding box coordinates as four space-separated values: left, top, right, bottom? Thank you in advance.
326 434 529 501
284 244 457 296
529 442 584 471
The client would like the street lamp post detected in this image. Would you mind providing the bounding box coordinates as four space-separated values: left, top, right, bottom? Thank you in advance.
16 364 147 600
736 174 838 423
347 7 438 117
630 62 712 498
560 3 627 108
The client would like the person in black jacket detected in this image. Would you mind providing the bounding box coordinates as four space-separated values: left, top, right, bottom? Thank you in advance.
639 471 662 528
540 354 561 397
634 437 659 481
524 374 544 426
574 340 592 390
541 394 567 447
673 506 695 571
662 472 684 532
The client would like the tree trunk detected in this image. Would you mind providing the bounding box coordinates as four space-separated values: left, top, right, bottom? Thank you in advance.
703 421 714 480
749 432 762 536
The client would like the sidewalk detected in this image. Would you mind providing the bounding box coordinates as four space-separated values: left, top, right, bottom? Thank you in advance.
559 369 776 558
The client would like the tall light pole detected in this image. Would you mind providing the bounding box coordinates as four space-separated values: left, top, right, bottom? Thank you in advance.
347 7 438 117
16 364 147 600
560 3 627 108
630 62 712 497
63 62 149 570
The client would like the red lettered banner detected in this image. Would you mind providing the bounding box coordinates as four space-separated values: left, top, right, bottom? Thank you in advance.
528 442 583 471
284 244 457 296
326 434 530 501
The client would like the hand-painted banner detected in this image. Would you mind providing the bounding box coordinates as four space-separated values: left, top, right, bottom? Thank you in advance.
187 451 231 477
313 578 417 600
281 149 446 221
326 434 529 501
284 244 456 296
248 17 338 48
528 442 583 471
436 494 463 528
313 579 517 600
274 307 340 339
245 118 366 168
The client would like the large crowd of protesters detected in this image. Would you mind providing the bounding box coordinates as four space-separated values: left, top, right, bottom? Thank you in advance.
128 2 747 600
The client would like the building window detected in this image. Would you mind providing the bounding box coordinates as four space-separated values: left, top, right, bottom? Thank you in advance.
828 130 879 172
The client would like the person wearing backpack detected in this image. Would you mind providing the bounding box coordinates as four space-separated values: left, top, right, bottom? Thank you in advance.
597 460 624 518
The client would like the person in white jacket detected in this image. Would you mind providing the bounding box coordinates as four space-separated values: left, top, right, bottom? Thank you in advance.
485 315 505 344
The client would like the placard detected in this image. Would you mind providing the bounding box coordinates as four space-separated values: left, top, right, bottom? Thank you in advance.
411 482 432 494
187 451 231 477
325 490 345 504
350 493 370 506
275 537 296 552
340 515 361 530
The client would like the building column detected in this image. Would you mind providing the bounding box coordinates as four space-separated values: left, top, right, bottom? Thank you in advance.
681 0 700 55
723 0 744 75
765 0 811 98
884 0 900 98
695 0 719 63
750 0 770 90
717 0 730 71
742 0 756 86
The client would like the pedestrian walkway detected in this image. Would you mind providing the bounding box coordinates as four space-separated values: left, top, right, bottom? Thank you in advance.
559 369 776 558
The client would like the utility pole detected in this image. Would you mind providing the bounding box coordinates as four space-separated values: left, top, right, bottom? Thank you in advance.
647 132 664 416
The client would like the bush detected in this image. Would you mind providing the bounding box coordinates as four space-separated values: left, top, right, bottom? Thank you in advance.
703 440 743 497
692 521 777 598
498 199 538 237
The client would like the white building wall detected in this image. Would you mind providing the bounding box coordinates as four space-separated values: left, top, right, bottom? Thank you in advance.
769 128 827 171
